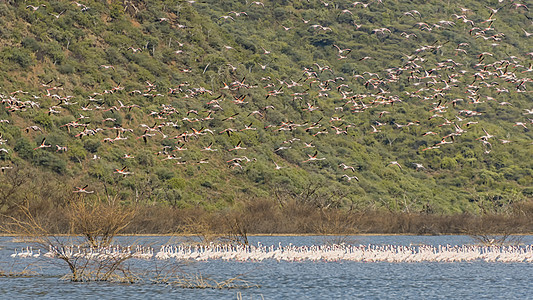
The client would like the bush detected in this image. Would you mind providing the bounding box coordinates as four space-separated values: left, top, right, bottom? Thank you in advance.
14 138 34 160
155 167 174 181
440 157 457 169
68 144 87 162
34 112 53 130
167 177 186 190
33 152 67 174
21 37 40 52
83 138 101 153
7 47 34 68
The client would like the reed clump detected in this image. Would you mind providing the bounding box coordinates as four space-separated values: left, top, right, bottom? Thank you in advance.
0 262 40 278
152 272 259 289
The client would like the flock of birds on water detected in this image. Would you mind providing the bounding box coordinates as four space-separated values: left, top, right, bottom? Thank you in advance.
9 242 533 263
0 0 531 193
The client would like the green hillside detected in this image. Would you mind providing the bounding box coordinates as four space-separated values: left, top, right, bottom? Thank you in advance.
0 0 531 218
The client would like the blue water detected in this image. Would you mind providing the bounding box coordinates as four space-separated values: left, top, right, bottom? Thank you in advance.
1 235 533 299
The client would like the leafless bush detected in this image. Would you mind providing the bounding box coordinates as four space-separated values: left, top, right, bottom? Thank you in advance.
466 213 528 246
469 233 523 246
56 252 138 283
66 195 136 248
1 194 137 282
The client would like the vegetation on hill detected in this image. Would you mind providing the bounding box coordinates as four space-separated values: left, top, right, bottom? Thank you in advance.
0 0 532 232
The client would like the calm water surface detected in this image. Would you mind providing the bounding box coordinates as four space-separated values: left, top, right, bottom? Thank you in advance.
1 235 532 299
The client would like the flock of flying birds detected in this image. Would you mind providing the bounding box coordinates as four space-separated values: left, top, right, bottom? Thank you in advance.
0 0 532 194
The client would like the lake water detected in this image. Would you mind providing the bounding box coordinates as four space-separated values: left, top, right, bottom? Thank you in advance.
1 235 533 299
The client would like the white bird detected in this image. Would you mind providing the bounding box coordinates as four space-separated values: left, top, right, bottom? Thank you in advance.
388 161 403 170
339 163 355 172
261 46 271 54
0 166 13 173
49 10 66 19
73 185 94 193
26 4 46 11
342 174 359 181
412 163 426 170
302 151 326 162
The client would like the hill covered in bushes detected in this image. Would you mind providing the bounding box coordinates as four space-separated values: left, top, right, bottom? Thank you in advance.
0 0 531 218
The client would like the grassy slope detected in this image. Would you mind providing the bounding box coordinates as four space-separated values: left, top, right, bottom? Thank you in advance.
0 0 531 214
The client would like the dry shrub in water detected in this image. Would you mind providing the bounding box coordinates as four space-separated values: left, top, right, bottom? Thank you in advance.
1 194 137 282
465 212 531 246
66 195 136 248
